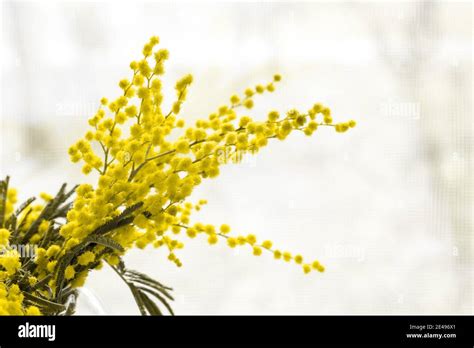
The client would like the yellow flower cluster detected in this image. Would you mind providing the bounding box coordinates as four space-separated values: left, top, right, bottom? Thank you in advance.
0 283 40 315
61 36 354 276
1 36 356 315
180 223 325 274
0 219 41 314
0 192 22 284
0 249 21 277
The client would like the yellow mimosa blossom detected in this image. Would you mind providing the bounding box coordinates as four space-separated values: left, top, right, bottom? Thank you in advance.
0 35 355 316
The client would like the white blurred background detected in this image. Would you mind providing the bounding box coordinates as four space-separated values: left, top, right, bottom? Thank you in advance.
0 0 472 314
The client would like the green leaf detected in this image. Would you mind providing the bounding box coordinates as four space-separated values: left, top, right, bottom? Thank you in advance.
50 202 73 219
5 214 17 235
110 261 174 316
125 274 174 301
30 274 53 291
125 269 173 290
63 185 78 202
91 215 135 236
16 208 33 236
23 292 66 312
137 286 174 315
21 183 68 243
140 292 163 315
56 235 124 301
119 202 144 219
5 197 35 238
89 202 143 236
55 250 81 301
85 235 124 252
129 283 147 315
14 197 36 216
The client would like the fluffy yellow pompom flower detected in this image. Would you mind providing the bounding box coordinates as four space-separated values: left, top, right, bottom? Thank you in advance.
0 228 10 245
77 251 96 266
46 261 57 273
26 306 41 315
46 245 61 258
207 234 218 245
252 246 262 256
220 224 231 234
0 253 21 275
64 266 76 280
246 234 257 245
227 237 237 248
294 255 303 264
312 260 325 273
